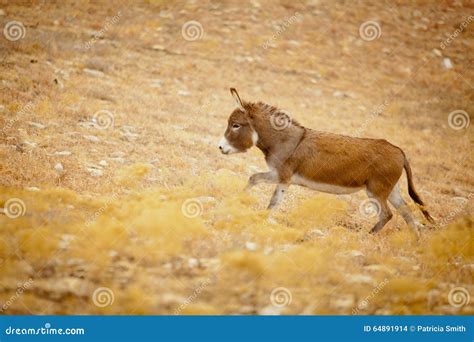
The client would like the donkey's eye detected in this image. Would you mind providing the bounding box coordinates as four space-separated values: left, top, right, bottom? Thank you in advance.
232 123 241 129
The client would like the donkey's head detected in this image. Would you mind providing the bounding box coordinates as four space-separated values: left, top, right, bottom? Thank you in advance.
218 88 258 154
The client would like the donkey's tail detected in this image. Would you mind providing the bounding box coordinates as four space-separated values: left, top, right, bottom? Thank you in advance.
403 155 435 223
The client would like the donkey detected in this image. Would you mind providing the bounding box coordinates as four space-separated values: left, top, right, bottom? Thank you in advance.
218 88 434 235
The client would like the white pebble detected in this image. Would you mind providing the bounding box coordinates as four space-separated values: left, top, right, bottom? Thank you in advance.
245 241 258 251
28 122 46 129
55 150 72 156
88 169 103 177
83 68 105 77
55 162 64 173
443 58 453 69
83 135 101 143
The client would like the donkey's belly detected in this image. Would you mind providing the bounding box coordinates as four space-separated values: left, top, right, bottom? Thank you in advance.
291 173 364 194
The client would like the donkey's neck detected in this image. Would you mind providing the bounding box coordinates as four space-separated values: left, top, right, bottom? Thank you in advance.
251 115 306 168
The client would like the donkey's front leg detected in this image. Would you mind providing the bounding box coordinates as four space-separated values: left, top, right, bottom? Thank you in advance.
267 184 289 210
245 171 277 190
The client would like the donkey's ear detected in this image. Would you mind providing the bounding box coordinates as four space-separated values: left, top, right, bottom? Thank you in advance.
230 88 245 111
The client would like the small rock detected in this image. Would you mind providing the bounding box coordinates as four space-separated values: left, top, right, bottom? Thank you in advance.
83 68 105 77
346 274 375 285
58 234 75 249
23 141 37 148
331 294 355 309
333 90 348 98
158 10 174 19
54 162 64 173
54 150 72 156
87 168 103 177
197 196 216 203
443 58 453 69
120 130 139 140
178 90 190 97
83 135 100 143
151 44 166 51
432 48 442 57
99 160 108 167
338 250 364 258
150 79 163 88
28 121 46 129
26 186 40 191
161 293 187 305
188 258 199 268
267 217 278 225
110 157 126 164
304 229 326 240
245 241 258 251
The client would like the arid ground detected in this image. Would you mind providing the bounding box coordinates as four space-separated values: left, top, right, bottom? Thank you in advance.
0 0 472 315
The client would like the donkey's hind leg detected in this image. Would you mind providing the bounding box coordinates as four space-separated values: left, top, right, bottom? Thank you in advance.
367 193 393 234
388 182 419 236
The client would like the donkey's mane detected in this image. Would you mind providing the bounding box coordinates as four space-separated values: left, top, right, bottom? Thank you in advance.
247 101 303 128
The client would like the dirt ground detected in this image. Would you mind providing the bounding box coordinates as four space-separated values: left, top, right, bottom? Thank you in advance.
0 0 473 315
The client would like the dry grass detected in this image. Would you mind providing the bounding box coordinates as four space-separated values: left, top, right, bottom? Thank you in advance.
0 0 472 315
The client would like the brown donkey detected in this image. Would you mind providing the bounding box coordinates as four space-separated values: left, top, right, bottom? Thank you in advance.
218 88 434 235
